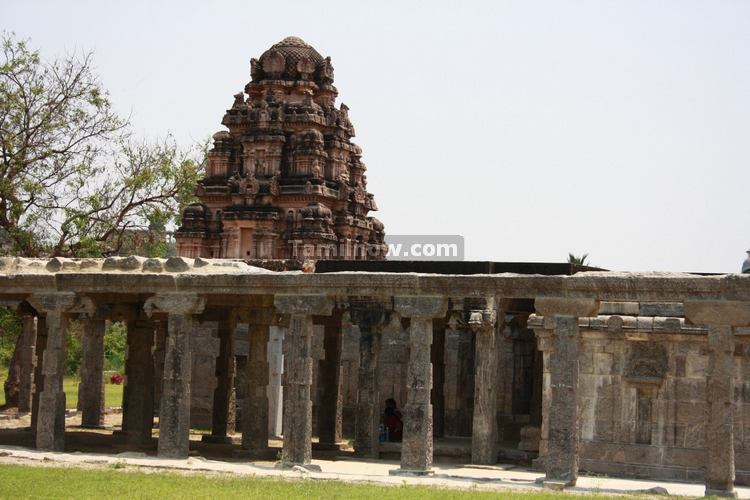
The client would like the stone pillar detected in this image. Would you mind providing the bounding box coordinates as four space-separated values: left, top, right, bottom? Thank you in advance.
121 315 155 445
469 301 500 465
79 318 105 428
684 300 750 498
204 316 236 444
153 320 167 415
431 318 446 438
274 295 334 466
316 310 344 448
268 325 284 437
240 309 275 454
535 297 598 488
30 316 47 435
349 299 389 459
28 293 80 451
145 293 206 459
17 312 37 414
392 296 448 475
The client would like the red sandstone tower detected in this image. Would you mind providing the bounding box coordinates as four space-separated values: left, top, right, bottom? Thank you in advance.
175 36 386 260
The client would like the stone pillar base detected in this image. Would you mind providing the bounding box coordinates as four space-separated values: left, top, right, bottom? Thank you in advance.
705 488 737 498
201 434 233 445
543 479 572 490
388 468 434 477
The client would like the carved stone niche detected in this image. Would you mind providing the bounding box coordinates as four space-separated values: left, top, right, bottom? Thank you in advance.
624 341 668 385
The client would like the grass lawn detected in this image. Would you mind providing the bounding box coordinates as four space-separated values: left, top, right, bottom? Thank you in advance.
0 464 631 499
0 371 123 409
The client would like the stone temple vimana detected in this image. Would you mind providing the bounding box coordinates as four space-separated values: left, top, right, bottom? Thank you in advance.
175 36 386 261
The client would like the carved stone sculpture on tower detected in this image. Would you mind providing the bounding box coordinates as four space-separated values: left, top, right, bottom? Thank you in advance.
175 36 386 261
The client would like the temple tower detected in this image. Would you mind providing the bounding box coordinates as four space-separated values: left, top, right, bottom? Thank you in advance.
176 36 386 260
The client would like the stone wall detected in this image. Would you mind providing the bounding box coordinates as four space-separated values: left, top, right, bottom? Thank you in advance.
531 301 750 485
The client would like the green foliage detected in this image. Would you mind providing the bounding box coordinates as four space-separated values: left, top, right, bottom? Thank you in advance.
0 32 203 258
104 321 126 373
0 308 21 368
567 253 589 266
65 322 83 376
0 464 631 499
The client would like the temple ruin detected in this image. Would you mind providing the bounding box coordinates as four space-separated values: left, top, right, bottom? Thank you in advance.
0 36 749 500
1 256 749 497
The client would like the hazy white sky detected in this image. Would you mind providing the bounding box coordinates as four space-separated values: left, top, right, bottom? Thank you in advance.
3 0 749 272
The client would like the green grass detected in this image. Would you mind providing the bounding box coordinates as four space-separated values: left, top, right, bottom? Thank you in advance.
0 371 123 409
0 464 630 499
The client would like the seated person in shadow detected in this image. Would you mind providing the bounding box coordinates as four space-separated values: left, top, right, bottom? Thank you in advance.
383 397 403 442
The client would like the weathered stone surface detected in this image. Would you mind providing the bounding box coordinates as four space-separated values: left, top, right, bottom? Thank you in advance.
545 315 580 486
535 297 599 318
316 312 344 447
349 300 388 459
639 302 684 317
399 316 434 472
394 296 447 319
242 320 270 451
149 294 205 458
206 316 235 443
684 300 750 327
27 293 77 452
281 313 315 465
17 314 37 414
121 317 155 444
78 319 105 428
705 325 736 496
274 294 334 316
471 306 499 465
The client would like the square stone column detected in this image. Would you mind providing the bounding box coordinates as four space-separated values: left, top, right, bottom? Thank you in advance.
535 297 598 488
316 309 344 448
79 318 106 428
684 300 750 498
121 315 155 445
468 301 501 465
391 296 448 475
267 325 284 437
203 315 236 444
349 299 389 459
239 308 277 454
275 294 334 466
152 320 167 415
30 316 47 436
17 312 37 414
145 293 206 459
28 292 81 451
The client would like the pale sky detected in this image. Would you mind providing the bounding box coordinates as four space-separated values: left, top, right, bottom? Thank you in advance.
3 0 749 272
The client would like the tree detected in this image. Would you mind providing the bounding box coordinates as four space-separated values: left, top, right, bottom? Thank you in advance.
567 253 589 266
0 32 202 258
0 32 203 406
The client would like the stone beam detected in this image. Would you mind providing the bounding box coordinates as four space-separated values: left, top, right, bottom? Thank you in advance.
145 293 206 458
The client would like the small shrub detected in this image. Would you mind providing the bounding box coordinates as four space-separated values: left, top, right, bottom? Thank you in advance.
109 373 124 385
